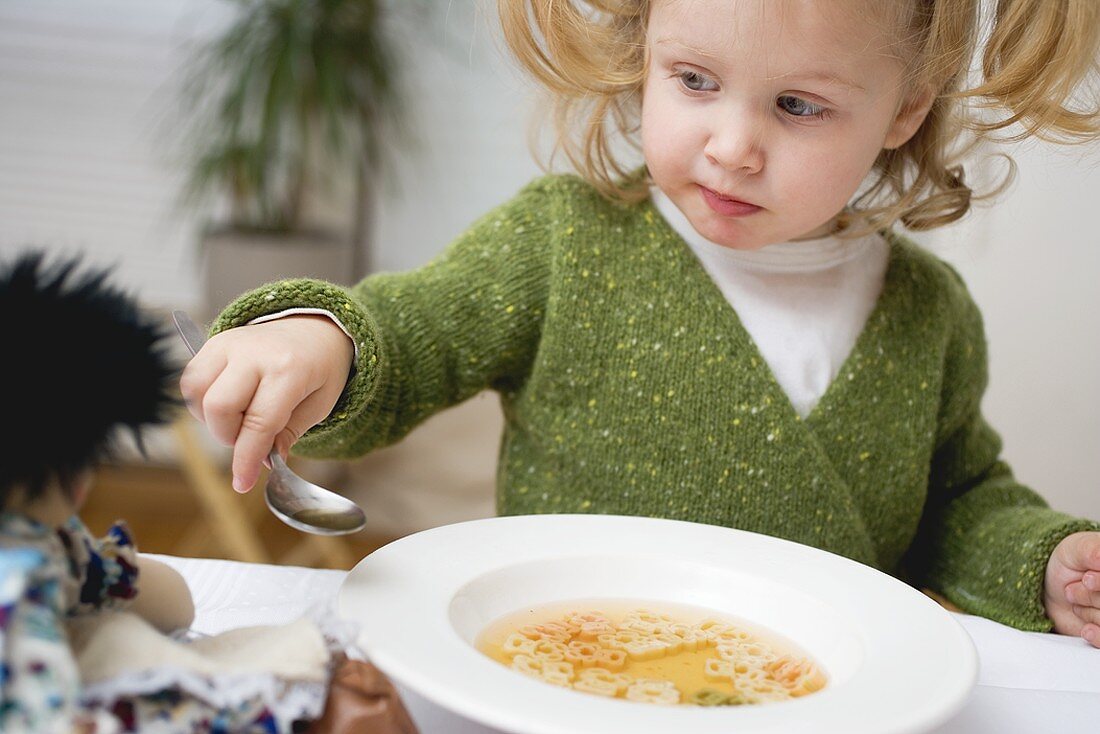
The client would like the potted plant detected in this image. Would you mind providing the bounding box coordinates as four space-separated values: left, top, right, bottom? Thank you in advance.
177 0 419 316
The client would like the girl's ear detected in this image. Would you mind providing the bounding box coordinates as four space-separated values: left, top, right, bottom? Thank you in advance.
883 84 936 150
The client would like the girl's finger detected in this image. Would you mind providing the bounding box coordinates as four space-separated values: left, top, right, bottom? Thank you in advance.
201 364 262 448
178 348 228 423
231 377 303 493
1055 532 1100 572
1064 581 1100 609
271 425 300 463
1081 623 1100 649
1071 604 1100 629
1083 571 1100 592
267 368 349 460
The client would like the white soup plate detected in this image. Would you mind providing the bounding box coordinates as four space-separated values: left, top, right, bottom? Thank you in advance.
338 514 977 734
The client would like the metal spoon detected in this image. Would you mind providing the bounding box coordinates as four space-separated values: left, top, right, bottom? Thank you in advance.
172 310 367 536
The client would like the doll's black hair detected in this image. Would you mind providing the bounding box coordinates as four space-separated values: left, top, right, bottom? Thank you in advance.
0 251 179 507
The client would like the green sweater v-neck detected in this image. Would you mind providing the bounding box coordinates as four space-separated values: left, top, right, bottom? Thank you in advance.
214 174 1098 631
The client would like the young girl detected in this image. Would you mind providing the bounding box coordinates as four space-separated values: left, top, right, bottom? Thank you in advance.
180 0 1100 645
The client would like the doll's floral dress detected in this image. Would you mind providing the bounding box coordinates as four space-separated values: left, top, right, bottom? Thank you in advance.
0 512 137 732
1 513 337 733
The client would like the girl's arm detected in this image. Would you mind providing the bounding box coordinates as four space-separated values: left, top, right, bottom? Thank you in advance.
208 176 559 464
904 273 1100 631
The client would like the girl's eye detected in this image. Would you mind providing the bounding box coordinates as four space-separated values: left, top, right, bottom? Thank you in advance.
678 70 718 92
777 95 828 119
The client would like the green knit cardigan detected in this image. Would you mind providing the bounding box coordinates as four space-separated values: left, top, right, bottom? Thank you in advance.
214 174 1099 631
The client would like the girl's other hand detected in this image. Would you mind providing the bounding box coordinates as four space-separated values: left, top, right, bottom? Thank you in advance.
1044 531 1100 648
178 314 354 493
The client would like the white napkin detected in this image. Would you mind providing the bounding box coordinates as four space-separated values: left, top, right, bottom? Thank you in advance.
145 553 346 635
952 613 1100 693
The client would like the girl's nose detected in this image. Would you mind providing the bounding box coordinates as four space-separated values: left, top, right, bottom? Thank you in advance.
704 115 765 174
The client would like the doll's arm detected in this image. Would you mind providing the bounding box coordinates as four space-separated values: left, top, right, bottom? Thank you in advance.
61 517 193 632
131 555 195 633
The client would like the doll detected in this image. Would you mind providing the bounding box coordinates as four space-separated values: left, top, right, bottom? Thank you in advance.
0 252 401 734
0 251 192 731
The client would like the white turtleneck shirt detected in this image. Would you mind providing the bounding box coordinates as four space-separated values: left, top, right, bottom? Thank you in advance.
650 189 890 418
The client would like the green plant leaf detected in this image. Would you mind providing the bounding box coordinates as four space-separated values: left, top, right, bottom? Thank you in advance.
173 0 425 231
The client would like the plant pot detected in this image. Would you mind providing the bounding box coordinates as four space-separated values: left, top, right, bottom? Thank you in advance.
200 227 355 320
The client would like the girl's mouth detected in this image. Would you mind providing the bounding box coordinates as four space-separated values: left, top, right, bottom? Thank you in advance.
699 186 762 217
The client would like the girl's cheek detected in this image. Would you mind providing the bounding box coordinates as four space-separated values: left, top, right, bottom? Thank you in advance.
802 143 869 192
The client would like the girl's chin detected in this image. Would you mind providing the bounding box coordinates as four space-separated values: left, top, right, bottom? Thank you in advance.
694 222 766 251
697 217 834 250
708 237 763 251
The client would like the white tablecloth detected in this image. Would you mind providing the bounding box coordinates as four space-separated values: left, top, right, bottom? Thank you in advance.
151 554 1100 734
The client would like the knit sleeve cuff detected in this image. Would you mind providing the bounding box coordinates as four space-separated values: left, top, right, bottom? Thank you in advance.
931 507 1100 631
210 278 383 442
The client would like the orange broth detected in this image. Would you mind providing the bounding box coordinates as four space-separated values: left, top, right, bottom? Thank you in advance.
475 599 826 706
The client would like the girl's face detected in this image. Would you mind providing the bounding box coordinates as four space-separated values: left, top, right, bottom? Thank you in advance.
642 0 929 249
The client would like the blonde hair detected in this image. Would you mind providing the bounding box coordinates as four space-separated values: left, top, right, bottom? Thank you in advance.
498 0 1100 232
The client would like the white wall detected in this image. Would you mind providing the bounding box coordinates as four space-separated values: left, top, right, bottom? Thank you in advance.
917 141 1100 520
372 1 543 273
1 1 1096 520
0 0 237 310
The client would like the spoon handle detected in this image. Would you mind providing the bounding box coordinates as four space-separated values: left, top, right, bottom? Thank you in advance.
172 310 207 357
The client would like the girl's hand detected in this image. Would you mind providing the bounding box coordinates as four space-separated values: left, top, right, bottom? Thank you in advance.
178 314 354 493
1044 531 1100 648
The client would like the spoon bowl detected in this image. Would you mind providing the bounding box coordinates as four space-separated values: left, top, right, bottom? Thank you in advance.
172 310 367 536
264 452 366 533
